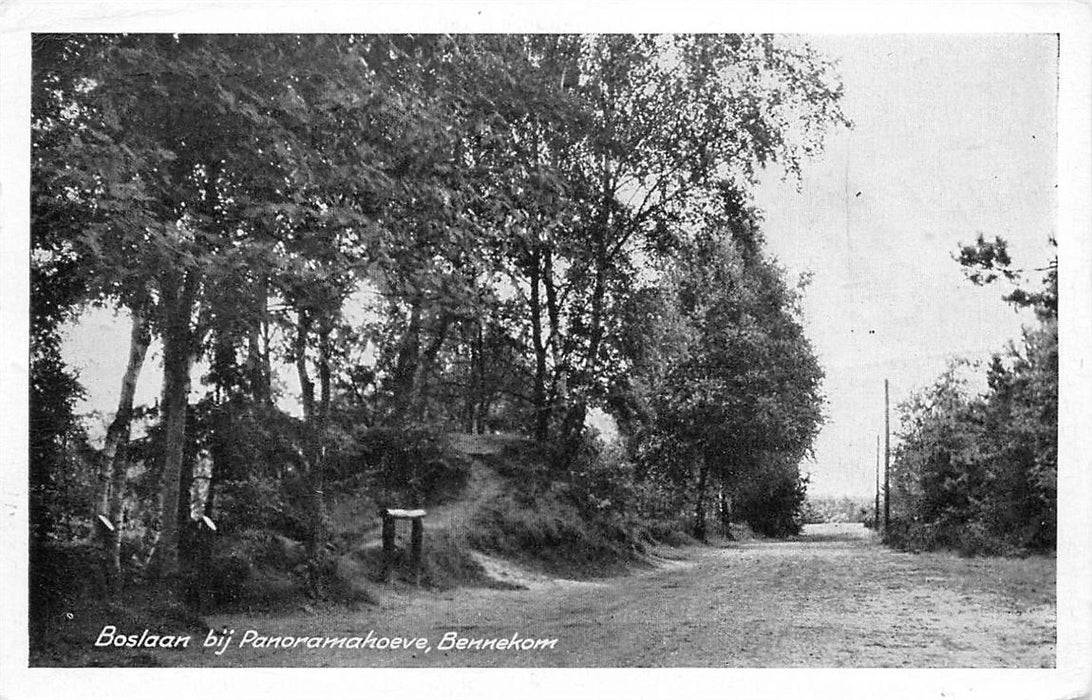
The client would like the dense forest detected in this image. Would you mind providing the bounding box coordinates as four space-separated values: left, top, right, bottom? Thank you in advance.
30 34 848 621
885 236 1058 555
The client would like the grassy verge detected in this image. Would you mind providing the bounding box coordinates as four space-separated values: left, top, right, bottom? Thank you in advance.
919 550 1056 612
467 490 641 579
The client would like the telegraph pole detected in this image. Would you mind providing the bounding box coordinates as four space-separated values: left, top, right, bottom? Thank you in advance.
875 435 881 530
884 379 891 532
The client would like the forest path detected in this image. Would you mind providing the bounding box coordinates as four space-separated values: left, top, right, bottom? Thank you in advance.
176 523 1054 668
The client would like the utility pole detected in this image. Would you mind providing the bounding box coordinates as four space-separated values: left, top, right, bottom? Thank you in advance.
875 435 881 530
884 379 891 532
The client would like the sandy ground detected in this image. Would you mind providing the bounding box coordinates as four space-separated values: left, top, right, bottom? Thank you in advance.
153 523 1054 668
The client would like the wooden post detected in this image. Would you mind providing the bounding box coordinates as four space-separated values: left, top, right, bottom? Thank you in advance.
380 508 426 585
875 435 881 530
410 517 424 586
884 379 891 533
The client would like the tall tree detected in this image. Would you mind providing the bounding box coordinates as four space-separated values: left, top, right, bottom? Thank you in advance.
513 35 847 448
627 192 825 539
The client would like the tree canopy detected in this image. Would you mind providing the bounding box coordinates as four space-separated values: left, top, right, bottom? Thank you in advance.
31 33 847 596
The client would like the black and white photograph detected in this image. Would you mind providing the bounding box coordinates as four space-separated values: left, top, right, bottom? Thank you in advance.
1 3 1089 699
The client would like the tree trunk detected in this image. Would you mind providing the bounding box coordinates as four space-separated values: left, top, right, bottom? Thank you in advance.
205 412 222 518
530 249 549 442
305 317 333 597
585 235 608 382
694 461 709 542
149 272 198 596
718 483 734 540
474 322 487 433
318 319 332 423
559 181 612 454
543 247 564 437
177 446 195 539
390 301 422 422
461 320 476 434
248 277 271 406
295 309 315 423
583 97 615 396
97 309 151 597
412 313 450 420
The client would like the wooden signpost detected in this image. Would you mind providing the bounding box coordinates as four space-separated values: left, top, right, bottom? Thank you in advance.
381 508 426 584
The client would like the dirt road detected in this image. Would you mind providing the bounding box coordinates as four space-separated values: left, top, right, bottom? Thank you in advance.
167 523 1055 668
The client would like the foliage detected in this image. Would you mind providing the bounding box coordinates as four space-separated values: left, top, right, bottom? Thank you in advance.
327 425 472 508
734 458 810 537
30 33 845 616
214 476 309 539
886 240 1057 555
631 196 826 538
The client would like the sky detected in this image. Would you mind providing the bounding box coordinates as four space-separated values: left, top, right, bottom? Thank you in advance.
58 34 1060 499
754 34 1058 496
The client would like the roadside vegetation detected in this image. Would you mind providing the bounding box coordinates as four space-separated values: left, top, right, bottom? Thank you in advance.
884 237 1057 556
29 33 852 661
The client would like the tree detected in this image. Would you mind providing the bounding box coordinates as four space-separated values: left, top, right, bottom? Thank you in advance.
644 194 824 539
886 237 1057 553
547 35 847 450
32 34 414 594
31 34 850 605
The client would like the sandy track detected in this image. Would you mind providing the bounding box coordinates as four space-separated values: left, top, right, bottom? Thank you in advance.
165 523 1054 668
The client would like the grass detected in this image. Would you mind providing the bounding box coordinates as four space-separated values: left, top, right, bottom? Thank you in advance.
467 490 643 579
350 530 521 590
919 550 1056 612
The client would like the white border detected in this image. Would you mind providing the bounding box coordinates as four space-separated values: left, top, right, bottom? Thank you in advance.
2 2 1089 699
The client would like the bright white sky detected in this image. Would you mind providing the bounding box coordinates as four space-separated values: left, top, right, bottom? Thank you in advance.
61 34 1059 499
755 34 1058 497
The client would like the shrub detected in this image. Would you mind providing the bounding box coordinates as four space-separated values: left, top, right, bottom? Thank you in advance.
215 475 309 539
182 528 306 609
557 435 639 519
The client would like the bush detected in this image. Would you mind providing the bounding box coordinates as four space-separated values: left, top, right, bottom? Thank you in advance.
884 516 1025 557
641 517 695 546
557 436 639 519
215 474 310 539
182 528 306 609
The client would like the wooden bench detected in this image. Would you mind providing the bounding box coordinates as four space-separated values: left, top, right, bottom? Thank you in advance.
381 508 426 584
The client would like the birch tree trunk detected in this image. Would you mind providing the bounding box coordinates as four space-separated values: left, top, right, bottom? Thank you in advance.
309 318 333 595
96 309 151 597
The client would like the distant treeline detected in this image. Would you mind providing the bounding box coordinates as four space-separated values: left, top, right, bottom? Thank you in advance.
801 496 872 525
